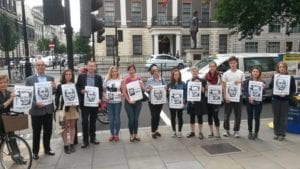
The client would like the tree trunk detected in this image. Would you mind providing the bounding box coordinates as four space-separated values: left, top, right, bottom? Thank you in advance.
5 50 11 80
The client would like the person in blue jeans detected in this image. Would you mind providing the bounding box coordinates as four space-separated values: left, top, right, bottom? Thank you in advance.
122 64 144 142
243 66 265 140
103 66 123 142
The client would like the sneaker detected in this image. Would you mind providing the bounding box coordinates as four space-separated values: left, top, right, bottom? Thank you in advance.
172 132 177 138
234 131 240 138
273 135 279 140
223 130 230 137
114 136 120 142
278 136 285 141
177 132 182 138
186 132 195 138
252 133 258 140
199 132 204 140
109 136 114 142
155 132 162 137
248 132 253 140
208 133 214 138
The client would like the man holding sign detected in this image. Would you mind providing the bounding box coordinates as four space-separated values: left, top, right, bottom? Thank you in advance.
25 60 56 160
76 61 103 148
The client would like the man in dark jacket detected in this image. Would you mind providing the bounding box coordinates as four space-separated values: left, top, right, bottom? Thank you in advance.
76 61 103 148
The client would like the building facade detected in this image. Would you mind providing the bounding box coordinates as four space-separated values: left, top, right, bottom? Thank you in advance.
95 0 300 61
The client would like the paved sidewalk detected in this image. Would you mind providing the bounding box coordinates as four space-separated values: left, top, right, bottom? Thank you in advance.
30 119 300 169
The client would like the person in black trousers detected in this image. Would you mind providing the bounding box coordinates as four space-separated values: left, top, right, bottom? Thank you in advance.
145 65 166 139
76 61 103 148
25 60 56 160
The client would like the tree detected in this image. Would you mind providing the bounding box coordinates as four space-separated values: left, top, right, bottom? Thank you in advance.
57 43 66 54
215 0 300 39
37 38 51 52
0 12 20 80
73 35 92 57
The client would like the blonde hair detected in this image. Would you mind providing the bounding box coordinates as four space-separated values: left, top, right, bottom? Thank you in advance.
0 75 8 82
191 66 199 72
105 66 120 81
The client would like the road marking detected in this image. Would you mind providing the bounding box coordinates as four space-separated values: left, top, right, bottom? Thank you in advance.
144 92 171 126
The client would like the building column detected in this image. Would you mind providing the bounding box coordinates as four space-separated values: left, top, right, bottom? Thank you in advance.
120 0 127 27
176 34 181 56
172 0 178 20
154 34 159 54
147 0 152 27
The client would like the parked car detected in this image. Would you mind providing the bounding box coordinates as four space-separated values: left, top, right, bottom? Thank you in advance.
145 54 185 70
180 53 279 97
38 55 54 67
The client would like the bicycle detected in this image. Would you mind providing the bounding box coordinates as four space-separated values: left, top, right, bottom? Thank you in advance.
97 101 109 124
0 114 32 169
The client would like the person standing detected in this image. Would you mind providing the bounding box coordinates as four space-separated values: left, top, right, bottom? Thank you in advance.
205 62 222 139
55 69 79 154
103 66 123 142
25 60 56 160
122 64 144 142
243 66 265 140
186 66 207 139
76 61 103 148
222 56 245 138
145 65 166 139
269 62 296 141
167 69 186 138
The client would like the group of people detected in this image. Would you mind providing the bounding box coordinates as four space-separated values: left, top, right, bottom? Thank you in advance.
0 56 296 160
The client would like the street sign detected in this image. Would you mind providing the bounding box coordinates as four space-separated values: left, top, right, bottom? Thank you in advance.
278 53 300 62
49 43 55 48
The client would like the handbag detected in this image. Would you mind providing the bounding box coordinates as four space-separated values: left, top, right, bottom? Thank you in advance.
141 91 148 102
55 110 65 134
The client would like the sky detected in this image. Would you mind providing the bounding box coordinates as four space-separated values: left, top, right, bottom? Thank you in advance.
25 0 80 32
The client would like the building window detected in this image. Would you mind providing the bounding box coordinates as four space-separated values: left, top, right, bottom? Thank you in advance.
269 22 281 33
132 35 142 55
182 35 191 49
181 3 191 27
104 0 115 26
131 2 142 26
201 35 209 55
292 23 300 33
219 34 227 54
106 35 115 56
286 42 293 52
267 42 280 53
201 3 210 24
157 1 167 25
245 42 258 53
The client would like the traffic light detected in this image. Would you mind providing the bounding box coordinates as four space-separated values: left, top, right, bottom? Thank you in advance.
97 29 105 43
80 0 105 38
43 0 65 25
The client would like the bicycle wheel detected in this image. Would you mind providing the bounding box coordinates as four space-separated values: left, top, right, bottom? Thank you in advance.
0 135 32 169
97 109 110 124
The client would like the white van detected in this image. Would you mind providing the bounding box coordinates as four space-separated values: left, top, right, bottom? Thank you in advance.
181 53 279 97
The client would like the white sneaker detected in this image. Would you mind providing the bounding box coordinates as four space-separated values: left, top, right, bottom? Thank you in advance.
172 132 177 138
223 130 230 137
177 132 182 138
234 131 240 138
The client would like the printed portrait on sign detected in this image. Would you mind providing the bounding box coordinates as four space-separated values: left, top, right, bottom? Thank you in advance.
250 85 261 97
19 91 32 106
128 88 135 96
189 86 200 97
227 86 238 97
207 85 222 105
37 87 50 100
209 89 221 101
64 88 76 101
171 93 182 105
154 89 163 100
87 90 96 102
275 78 286 91
273 74 291 95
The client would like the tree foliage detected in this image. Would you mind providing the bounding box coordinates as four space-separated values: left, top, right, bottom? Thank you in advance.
215 0 300 39
73 35 91 56
36 38 51 52
0 12 20 52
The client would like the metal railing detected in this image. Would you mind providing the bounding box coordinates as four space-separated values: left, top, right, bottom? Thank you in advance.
152 16 180 26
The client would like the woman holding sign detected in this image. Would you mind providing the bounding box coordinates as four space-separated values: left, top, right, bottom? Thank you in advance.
186 66 207 139
122 64 144 142
145 65 166 139
167 69 186 138
269 62 296 141
205 62 221 139
103 66 123 142
243 66 265 140
55 69 79 154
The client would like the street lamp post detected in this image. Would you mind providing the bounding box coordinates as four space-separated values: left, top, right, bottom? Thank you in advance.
19 0 32 77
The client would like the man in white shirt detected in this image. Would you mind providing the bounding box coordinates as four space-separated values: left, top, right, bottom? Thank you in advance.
222 56 245 138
